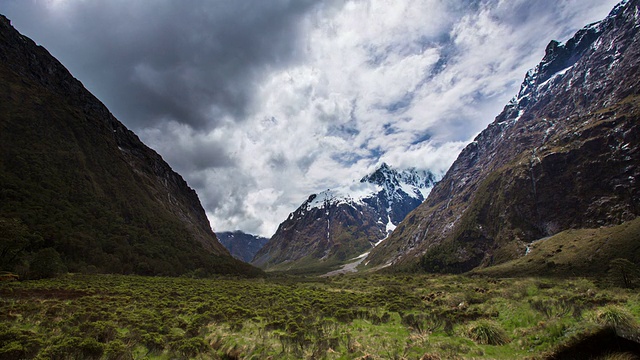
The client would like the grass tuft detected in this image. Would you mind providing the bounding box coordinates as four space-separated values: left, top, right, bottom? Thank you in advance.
465 320 509 346
595 306 637 331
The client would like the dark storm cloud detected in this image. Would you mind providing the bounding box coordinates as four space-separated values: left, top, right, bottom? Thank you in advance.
1 0 622 237
2 0 319 130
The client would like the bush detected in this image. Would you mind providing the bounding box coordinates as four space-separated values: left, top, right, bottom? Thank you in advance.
78 338 104 359
29 247 67 279
595 306 637 332
607 259 640 289
0 217 29 271
466 320 509 345
104 340 129 360
0 326 41 359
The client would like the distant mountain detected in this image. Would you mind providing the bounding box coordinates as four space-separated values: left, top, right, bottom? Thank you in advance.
0 15 261 277
366 0 640 274
252 163 436 272
217 231 269 263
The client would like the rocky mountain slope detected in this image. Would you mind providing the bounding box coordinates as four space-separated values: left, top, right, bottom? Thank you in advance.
366 0 640 273
217 231 269 263
252 163 435 271
0 15 260 277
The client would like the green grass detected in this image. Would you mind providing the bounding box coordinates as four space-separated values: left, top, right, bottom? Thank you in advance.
593 305 638 331
1 273 638 359
472 217 640 280
263 255 345 275
466 320 510 345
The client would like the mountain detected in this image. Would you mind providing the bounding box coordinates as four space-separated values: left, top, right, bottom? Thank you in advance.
366 0 640 273
0 15 261 277
252 163 436 272
217 231 269 263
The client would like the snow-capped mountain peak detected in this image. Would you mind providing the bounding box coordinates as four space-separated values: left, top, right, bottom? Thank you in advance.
360 162 436 200
303 163 436 212
252 163 438 270
304 182 382 210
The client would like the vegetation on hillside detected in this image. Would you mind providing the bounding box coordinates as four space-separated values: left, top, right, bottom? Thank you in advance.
473 217 640 281
0 56 259 279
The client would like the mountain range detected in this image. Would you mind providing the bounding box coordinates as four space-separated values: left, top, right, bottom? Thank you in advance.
217 231 269 263
252 163 436 272
1 0 638 280
365 0 640 274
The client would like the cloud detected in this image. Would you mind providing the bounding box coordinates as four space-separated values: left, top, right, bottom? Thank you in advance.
1 0 621 236
3 0 318 130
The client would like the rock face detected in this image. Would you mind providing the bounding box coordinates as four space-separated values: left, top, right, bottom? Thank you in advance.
366 0 640 272
252 163 436 271
0 15 260 276
217 231 269 263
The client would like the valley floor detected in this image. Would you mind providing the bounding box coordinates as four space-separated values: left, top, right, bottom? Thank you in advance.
1 273 639 359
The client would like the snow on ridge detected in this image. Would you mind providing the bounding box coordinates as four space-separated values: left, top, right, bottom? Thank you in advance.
537 65 573 90
303 164 436 212
306 182 381 210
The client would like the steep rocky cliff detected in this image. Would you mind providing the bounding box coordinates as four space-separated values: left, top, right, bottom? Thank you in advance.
252 164 435 272
366 0 640 273
0 15 260 277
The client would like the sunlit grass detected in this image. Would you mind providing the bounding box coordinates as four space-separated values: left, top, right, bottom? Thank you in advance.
0 274 638 359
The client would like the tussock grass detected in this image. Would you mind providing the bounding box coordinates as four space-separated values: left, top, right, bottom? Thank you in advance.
465 320 509 345
594 305 637 331
1 274 638 359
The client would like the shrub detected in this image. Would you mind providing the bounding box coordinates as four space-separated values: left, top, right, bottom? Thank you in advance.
173 337 208 358
466 320 509 345
78 338 105 359
0 326 42 360
28 247 67 279
607 259 640 289
595 306 637 332
140 332 165 353
0 217 29 271
103 340 129 360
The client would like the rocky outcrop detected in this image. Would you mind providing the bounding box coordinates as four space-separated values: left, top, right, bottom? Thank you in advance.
0 15 260 276
366 0 640 272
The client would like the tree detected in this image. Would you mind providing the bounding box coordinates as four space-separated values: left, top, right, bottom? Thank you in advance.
0 217 29 270
607 258 640 289
29 248 67 279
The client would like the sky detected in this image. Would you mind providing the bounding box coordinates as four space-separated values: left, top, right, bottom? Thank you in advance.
1 0 620 237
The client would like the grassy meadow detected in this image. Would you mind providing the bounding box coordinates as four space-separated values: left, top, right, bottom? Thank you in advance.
1 273 640 359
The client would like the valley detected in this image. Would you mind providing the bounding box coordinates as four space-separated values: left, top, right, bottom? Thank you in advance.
1 0 640 359
2 273 639 359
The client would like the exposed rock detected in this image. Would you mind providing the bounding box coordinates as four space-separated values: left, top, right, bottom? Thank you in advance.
252 164 436 271
217 231 269 263
367 0 640 272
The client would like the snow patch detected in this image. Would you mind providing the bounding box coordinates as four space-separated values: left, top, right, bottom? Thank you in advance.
306 182 381 210
537 65 573 90
385 215 396 233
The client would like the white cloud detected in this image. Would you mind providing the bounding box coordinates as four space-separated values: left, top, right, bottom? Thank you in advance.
1 0 621 237
201 0 618 236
